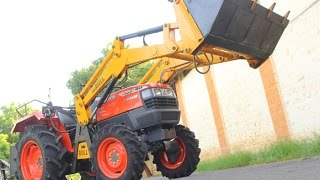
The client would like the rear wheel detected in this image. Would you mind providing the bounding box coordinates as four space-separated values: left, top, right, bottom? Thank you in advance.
16 125 68 180
91 124 147 180
152 125 200 178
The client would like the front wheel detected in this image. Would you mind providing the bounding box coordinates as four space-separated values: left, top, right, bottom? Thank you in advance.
152 125 201 179
91 124 147 180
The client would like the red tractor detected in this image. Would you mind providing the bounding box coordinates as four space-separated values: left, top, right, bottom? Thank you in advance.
10 83 200 179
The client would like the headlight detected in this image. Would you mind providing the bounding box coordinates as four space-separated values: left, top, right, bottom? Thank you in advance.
162 89 174 96
141 89 153 99
141 88 176 99
154 89 162 96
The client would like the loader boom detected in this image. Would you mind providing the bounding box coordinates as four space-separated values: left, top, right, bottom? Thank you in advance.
74 0 289 126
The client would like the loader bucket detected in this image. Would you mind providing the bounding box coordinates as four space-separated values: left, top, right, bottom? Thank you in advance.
184 0 289 68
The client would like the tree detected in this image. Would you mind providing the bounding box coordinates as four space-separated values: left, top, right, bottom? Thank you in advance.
66 44 111 95
0 103 35 144
0 103 35 160
66 44 153 95
0 103 27 144
0 134 10 160
118 61 154 88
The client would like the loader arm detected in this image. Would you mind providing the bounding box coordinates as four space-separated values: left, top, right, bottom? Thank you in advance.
75 0 289 126
139 49 245 84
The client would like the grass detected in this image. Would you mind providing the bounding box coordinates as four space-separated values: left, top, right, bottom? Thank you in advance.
197 135 320 172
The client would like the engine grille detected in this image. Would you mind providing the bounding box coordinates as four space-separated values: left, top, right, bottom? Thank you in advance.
144 97 178 109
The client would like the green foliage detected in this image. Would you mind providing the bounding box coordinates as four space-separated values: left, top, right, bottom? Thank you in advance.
197 152 252 171
0 103 20 134
66 44 112 95
0 103 35 160
311 134 320 154
0 103 34 144
252 139 311 164
0 134 10 160
197 135 320 172
118 61 154 88
66 43 153 95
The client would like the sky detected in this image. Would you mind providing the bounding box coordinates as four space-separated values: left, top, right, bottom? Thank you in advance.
0 0 175 108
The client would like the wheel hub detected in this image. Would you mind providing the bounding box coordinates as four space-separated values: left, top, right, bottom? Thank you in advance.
109 150 120 165
106 146 124 169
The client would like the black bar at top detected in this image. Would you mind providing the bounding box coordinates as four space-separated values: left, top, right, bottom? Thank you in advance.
119 25 163 41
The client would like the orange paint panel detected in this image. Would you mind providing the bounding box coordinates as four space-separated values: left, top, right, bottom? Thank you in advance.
98 91 142 120
204 69 230 154
97 83 171 121
259 59 290 139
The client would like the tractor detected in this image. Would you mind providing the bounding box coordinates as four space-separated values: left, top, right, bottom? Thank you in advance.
9 0 289 179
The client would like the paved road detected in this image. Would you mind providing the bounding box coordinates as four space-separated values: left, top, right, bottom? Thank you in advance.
145 156 320 180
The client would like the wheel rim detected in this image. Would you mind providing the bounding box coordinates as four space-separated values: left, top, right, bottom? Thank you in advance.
160 137 186 169
97 137 128 178
21 140 43 180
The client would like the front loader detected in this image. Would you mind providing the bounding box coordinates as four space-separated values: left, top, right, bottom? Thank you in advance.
10 0 289 179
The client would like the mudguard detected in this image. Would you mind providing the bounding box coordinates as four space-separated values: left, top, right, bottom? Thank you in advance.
11 112 73 152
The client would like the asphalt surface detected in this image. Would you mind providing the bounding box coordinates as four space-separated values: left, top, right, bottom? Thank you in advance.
145 156 320 180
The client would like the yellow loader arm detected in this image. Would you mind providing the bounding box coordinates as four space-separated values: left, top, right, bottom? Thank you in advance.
138 49 243 84
75 0 289 126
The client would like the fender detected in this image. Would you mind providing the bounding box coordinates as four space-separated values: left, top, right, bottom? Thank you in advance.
11 112 73 152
